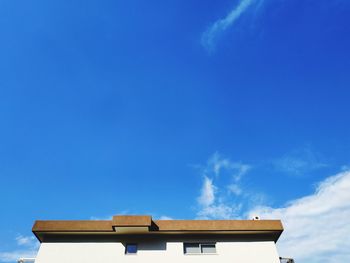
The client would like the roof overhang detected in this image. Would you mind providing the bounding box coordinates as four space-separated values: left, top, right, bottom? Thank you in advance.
32 215 284 243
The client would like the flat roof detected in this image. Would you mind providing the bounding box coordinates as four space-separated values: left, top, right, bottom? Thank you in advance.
32 215 283 242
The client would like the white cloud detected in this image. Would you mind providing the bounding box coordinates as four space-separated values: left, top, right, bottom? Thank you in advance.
201 0 257 51
195 153 350 261
249 170 350 262
197 176 216 207
90 215 113 220
15 236 36 247
196 153 253 219
0 235 39 262
0 250 37 263
158 216 174 220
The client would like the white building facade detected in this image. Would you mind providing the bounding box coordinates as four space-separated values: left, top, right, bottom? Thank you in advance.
32 215 285 263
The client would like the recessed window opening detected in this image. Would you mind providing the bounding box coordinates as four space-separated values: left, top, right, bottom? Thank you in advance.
201 243 216 253
184 243 216 254
125 244 138 254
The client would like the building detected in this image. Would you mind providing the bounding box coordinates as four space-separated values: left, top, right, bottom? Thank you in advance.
31 215 285 263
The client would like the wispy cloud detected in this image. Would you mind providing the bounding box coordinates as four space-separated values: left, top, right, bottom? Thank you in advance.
15 236 36 247
158 216 174 220
273 147 328 176
196 152 258 219
0 235 39 263
90 215 113 220
249 170 350 262
197 176 216 207
201 0 257 51
208 152 250 181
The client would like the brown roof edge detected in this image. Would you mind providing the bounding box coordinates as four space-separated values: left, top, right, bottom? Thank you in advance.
32 220 114 232
32 216 284 242
112 215 152 227
32 217 284 232
154 219 283 232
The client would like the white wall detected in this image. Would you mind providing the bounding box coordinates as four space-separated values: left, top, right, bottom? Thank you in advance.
35 240 281 263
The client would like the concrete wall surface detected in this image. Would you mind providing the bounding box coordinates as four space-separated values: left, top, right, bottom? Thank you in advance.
35 240 281 263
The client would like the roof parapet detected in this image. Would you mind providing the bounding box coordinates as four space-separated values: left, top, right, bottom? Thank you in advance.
112 215 152 233
112 215 152 227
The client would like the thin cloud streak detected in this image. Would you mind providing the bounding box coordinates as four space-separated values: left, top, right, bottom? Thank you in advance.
158 216 174 220
272 147 328 176
201 0 256 51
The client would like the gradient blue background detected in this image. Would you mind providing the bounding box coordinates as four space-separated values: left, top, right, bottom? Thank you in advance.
0 0 349 259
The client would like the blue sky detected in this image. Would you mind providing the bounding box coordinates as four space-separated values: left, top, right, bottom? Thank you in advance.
1 0 350 262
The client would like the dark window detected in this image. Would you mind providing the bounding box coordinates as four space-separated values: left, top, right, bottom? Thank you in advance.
184 243 216 254
125 244 137 254
184 243 200 254
201 243 216 253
